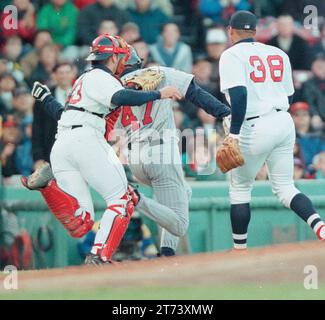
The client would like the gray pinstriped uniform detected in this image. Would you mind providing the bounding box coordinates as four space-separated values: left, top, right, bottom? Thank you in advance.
116 66 193 251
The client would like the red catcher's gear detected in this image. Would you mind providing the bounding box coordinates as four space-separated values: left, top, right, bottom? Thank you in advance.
100 193 135 261
39 179 93 238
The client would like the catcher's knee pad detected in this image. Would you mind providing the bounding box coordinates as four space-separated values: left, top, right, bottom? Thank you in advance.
272 184 300 208
40 180 94 238
99 192 135 261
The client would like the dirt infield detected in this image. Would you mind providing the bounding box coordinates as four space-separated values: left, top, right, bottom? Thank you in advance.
1 241 324 299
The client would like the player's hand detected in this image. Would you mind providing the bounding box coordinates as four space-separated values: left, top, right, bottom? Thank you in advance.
159 86 183 100
31 81 51 101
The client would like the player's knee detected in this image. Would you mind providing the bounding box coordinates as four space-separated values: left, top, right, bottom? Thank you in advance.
229 186 251 204
171 216 189 237
273 185 300 208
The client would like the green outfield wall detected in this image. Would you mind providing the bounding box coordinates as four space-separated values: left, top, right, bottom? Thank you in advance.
1 180 325 268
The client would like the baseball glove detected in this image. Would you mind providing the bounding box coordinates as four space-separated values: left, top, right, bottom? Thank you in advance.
216 136 245 173
123 69 165 91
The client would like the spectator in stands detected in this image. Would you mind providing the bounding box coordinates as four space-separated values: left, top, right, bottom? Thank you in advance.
3 36 23 65
0 73 17 116
252 0 283 18
27 43 59 87
313 151 325 179
74 0 96 9
133 38 151 66
291 102 325 167
2 36 25 83
293 157 305 179
279 0 304 21
198 0 251 25
301 53 325 132
128 0 169 44
205 28 228 99
32 62 75 167
283 0 325 23
12 87 33 176
0 55 9 76
77 0 130 45
20 29 53 79
97 20 119 36
117 0 173 16
150 23 192 73
267 15 311 70
36 0 78 48
120 22 140 45
312 22 325 60
0 0 36 44
192 59 217 97
0 115 20 178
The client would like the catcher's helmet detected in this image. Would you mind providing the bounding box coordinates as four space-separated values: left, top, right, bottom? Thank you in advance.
125 47 143 68
86 34 129 61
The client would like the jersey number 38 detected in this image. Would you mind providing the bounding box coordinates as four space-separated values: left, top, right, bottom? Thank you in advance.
249 55 283 83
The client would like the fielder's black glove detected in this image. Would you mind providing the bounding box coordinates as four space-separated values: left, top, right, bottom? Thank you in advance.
31 81 51 101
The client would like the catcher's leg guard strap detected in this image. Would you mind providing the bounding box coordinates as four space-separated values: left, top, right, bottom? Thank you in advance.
40 180 93 238
93 193 135 261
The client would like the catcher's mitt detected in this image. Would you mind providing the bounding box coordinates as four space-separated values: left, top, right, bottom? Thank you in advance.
123 69 165 91
216 136 245 173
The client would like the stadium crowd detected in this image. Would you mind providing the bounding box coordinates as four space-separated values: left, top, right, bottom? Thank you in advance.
1 0 325 185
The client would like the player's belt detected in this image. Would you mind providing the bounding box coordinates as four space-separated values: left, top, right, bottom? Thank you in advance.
65 105 105 119
246 109 282 121
128 138 164 150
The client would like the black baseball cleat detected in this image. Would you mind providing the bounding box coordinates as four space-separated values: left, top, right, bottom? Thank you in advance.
159 247 176 257
84 253 111 266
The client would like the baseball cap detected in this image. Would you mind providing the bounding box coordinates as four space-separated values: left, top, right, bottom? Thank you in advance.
206 28 227 44
229 10 257 31
290 102 309 114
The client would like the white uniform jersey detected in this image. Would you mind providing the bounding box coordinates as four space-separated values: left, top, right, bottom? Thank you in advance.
219 41 294 118
57 68 123 134
115 66 193 143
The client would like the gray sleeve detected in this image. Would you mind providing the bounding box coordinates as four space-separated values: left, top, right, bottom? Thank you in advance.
163 67 194 96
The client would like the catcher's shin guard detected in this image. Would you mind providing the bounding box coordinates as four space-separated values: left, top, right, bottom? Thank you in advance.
99 193 135 262
39 180 94 238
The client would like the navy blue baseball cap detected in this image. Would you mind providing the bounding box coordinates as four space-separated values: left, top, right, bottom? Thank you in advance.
229 11 257 31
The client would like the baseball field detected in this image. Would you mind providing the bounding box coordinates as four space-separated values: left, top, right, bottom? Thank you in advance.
0 241 324 300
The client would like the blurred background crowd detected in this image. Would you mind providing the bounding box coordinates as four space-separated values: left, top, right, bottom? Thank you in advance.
1 0 325 185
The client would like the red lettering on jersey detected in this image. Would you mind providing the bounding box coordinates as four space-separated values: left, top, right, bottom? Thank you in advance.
249 56 266 83
267 55 284 82
121 106 139 129
142 101 153 125
121 101 154 129
68 80 83 104
249 55 284 83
